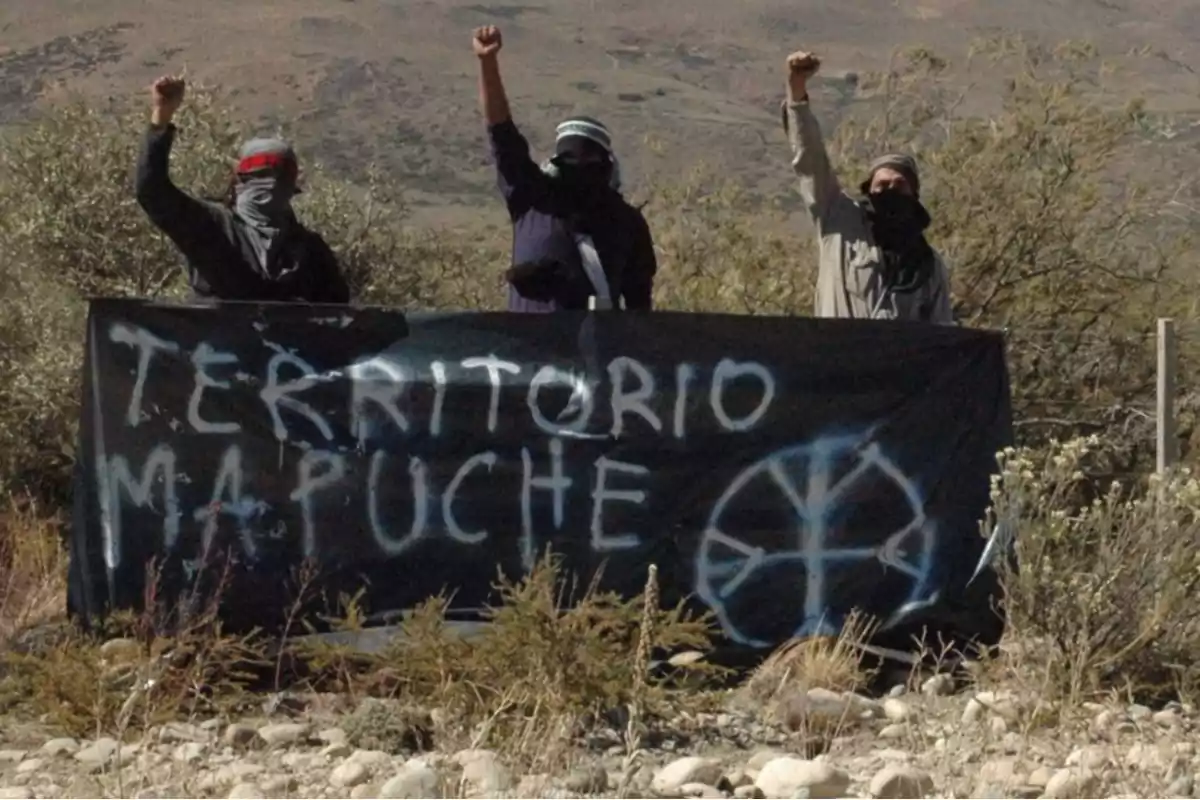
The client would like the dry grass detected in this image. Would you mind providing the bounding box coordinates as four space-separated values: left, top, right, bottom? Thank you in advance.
0 497 67 643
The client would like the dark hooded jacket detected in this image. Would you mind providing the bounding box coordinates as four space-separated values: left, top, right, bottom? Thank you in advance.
135 124 350 304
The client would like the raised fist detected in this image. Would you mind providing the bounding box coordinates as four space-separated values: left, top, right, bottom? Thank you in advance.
473 26 502 58
150 75 186 115
786 51 821 79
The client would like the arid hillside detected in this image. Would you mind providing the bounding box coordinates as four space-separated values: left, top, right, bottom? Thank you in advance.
2 0 1198 224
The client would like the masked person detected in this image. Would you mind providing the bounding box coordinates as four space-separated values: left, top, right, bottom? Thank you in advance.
135 76 350 304
782 51 953 324
472 25 657 312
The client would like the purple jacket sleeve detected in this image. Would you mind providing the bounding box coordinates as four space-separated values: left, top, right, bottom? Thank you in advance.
487 119 547 215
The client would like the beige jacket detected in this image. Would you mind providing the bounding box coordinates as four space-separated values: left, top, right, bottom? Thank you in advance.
785 100 954 324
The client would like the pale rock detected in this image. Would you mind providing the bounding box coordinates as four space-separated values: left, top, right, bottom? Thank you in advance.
41 738 78 758
755 757 850 799
380 764 442 798
962 699 985 725
1165 755 1190 782
99 637 140 662
15 759 43 775
1066 745 1110 770
201 717 222 731
869 765 935 798
564 764 608 793
805 687 855 719
321 742 352 759
226 782 263 799
681 782 724 798
1092 709 1119 730
988 716 1008 735
318 727 348 746
1167 774 1194 798
0 752 25 764
921 674 955 697
1154 708 1183 728
158 721 208 743
746 750 788 772
652 757 724 794
0 788 32 800
1127 741 1174 772
1128 703 1152 720
722 768 753 789
215 762 266 786
843 692 882 719
1026 766 1054 788
516 774 552 796
669 650 707 667
350 749 394 767
257 722 309 747
173 742 205 764
735 787 765 800
1042 767 1099 799
1175 742 1196 757
878 723 907 740
223 724 258 748
331 761 370 788
458 749 512 794
977 759 1023 787
882 698 912 723
888 685 907 698
74 737 120 766
281 752 318 770
351 785 380 800
261 776 298 794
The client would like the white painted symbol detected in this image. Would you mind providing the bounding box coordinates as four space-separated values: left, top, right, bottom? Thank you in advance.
695 431 937 647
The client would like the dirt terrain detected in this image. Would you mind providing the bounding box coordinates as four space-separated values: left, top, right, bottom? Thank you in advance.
2 0 1198 225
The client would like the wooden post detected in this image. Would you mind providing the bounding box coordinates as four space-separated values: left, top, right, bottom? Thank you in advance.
1157 317 1178 475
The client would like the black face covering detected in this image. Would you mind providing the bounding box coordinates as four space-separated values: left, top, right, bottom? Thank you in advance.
861 189 936 294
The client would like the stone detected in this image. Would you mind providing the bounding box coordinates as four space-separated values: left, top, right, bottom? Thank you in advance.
380 765 441 798
1154 708 1182 727
962 699 985 725
564 764 608 793
158 722 209 743
1042 768 1099 799
722 768 753 789
223 724 258 748
257 722 310 747
74 737 120 766
458 749 512 794
921 674 955 697
0 789 32 800
99 637 140 662
318 727 349 746
869 765 935 798
1026 766 1054 788
1128 703 1152 720
653 757 724 794
680 782 724 798
41 738 79 757
735 787 765 800
321 742 352 759
755 757 850 799
0 752 26 764
214 763 266 786
226 783 263 799
1066 745 1110 770
173 742 205 764
331 761 370 789
261 776 298 794
988 716 1008 735
882 698 912 723
977 760 1023 787
746 750 788 773
14 760 43 775
668 650 708 667
349 749 394 767
879 723 907 739
1167 774 1194 798
350 786 380 800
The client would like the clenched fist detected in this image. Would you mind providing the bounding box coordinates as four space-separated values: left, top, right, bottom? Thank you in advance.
473 26 502 59
150 75 185 125
786 50 821 78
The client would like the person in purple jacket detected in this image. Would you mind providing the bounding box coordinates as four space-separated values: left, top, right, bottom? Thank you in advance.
473 25 658 312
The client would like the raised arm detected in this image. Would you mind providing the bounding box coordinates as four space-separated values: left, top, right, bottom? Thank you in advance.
782 51 843 226
135 77 224 247
473 25 547 211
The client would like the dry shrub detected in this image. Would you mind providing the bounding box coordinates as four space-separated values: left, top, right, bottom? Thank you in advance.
0 557 267 737
294 552 720 771
989 436 1200 703
743 612 877 702
0 497 68 642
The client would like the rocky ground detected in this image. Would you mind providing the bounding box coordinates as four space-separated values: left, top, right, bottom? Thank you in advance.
0 669 1194 800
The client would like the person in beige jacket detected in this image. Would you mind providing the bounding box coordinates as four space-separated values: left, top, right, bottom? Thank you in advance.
782 50 954 324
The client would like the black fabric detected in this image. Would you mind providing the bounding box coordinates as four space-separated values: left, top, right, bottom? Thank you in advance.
135 125 350 304
68 299 1013 653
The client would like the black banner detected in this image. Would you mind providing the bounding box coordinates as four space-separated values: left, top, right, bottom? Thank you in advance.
68 299 1013 651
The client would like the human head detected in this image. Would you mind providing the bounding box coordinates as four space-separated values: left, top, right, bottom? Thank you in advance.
230 138 300 222
547 116 621 192
861 153 920 198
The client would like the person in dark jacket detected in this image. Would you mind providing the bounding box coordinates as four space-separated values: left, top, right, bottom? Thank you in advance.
472 26 657 312
135 75 350 304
